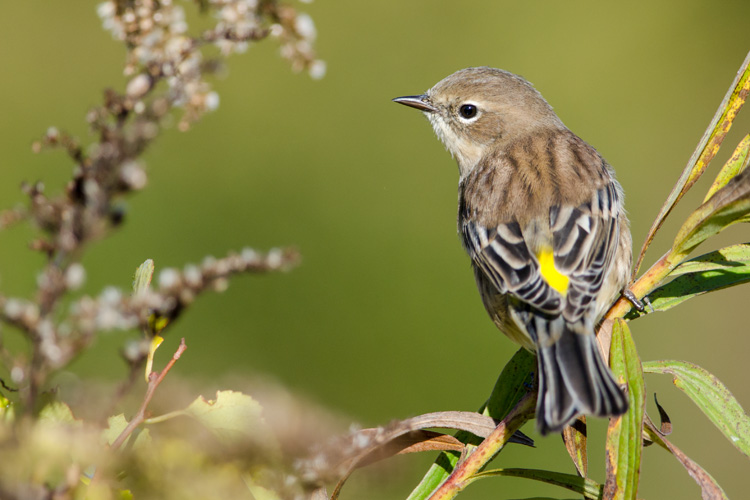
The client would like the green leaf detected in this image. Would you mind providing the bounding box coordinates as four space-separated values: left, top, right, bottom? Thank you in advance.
468 468 602 500
406 348 535 500
672 168 750 259
184 390 279 455
103 414 128 445
603 319 645 499
39 401 78 425
626 244 750 318
704 134 750 202
484 347 536 419
0 393 14 422
242 474 282 500
562 417 587 477
103 414 152 449
668 243 750 276
634 50 750 276
642 360 750 458
118 489 134 500
133 259 155 295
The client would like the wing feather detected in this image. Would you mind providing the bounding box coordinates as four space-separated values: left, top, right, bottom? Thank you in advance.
461 183 622 320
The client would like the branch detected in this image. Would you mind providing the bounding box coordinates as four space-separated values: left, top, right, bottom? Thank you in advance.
110 338 187 451
426 393 536 500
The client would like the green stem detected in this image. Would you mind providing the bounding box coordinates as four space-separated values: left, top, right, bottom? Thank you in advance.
608 250 678 319
143 409 187 425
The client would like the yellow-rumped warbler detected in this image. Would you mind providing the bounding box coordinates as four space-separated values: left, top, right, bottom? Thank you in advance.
394 67 630 434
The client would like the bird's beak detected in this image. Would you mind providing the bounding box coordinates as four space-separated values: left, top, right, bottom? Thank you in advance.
392 94 438 113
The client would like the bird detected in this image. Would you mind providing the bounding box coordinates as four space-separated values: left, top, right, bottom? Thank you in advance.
393 67 630 434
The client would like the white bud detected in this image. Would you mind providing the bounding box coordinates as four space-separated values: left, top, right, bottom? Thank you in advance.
65 263 86 290
212 278 229 292
220 6 239 23
309 60 327 80
126 74 151 99
158 268 181 289
205 91 220 112
96 307 120 330
171 20 188 34
140 17 153 32
179 288 195 305
11 366 24 384
295 14 316 40
123 340 146 362
241 247 259 264
214 258 230 275
39 320 63 364
269 24 284 37
36 271 52 290
46 127 60 141
4 298 23 320
266 248 283 268
97 1 115 19
21 303 39 326
353 432 371 449
183 265 202 287
100 287 122 305
121 161 148 190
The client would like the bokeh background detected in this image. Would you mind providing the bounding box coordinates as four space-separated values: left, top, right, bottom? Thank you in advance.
2 1 749 498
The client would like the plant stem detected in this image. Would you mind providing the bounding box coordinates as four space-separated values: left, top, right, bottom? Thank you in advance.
110 338 187 451
633 50 750 277
427 392 536 500
607 250 677 319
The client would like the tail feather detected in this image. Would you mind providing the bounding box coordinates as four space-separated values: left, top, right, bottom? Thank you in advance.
535 322 628 435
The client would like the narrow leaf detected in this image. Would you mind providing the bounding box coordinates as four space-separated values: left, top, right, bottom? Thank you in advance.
642 360 750 458
704 134 750 202
668 243 750 276
626 243 750 318
333 409 529 500
393 432 465 454
395 410 509 438
562 416 588 477
604 319 645 500
644 422 728 499
672 168 750 258
144 334 164 382
634 50 750 275
356 430 465 469
133 259 155 295
406 348 535 500
469 468 602 500
484 347 536 418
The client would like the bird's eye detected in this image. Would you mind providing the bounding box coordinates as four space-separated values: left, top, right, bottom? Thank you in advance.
459 104 478 119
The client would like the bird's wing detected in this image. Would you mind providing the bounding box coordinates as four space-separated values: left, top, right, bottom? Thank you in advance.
461 182 622 321
462 218 563 315
549 182 622 322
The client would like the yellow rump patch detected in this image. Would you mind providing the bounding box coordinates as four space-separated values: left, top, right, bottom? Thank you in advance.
537 247 569 296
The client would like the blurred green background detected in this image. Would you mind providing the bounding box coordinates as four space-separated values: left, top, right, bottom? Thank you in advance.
2 1 749 498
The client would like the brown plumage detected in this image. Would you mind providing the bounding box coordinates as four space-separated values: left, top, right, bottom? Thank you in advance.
394 67 631 434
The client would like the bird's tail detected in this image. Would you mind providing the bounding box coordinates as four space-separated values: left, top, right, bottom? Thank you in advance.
534 321 628 435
